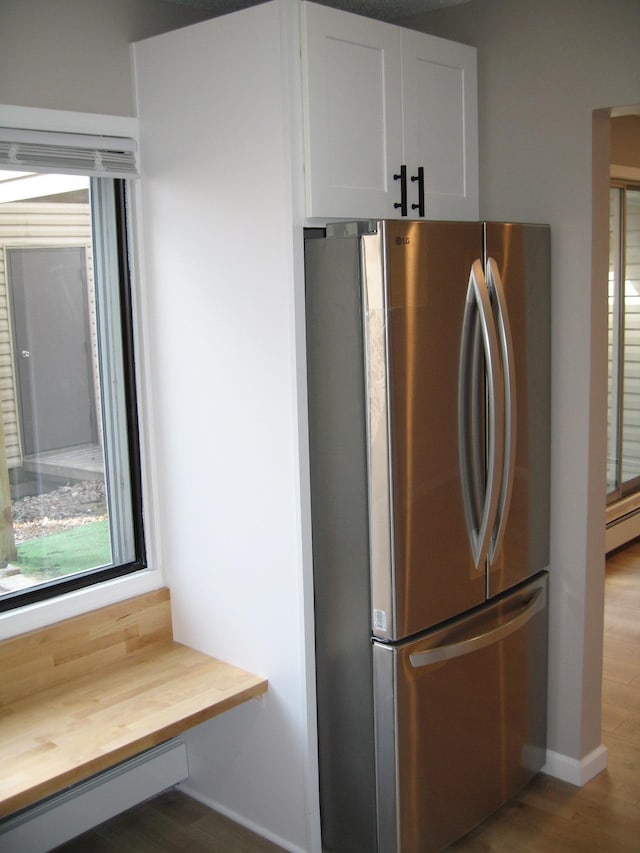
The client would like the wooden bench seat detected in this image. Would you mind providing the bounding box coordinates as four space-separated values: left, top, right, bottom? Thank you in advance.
0 588 267 818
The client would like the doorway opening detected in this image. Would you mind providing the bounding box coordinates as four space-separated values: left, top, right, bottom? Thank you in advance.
605 112 640 551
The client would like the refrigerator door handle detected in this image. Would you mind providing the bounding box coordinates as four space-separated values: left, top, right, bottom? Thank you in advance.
458 259 505 569
487 258 517 562
409 586 545 667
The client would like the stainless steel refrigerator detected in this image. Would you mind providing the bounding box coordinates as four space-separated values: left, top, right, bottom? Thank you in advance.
305 220 550 853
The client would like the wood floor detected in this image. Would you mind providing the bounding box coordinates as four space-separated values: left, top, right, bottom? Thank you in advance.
53 788 284 852
54 543 640 852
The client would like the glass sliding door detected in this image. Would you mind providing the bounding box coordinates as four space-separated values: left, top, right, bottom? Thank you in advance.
608 183 640 503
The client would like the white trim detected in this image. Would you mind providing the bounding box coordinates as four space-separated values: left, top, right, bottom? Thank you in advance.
0 126 136 152
542 744 608 786
0 739 188 852
0 105 138 143
178 781 304 853
0 568 162 641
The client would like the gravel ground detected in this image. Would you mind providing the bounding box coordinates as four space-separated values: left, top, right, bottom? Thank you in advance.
11 480 108 544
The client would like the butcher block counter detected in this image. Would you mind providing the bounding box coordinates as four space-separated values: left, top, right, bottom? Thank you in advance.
0 588 267 818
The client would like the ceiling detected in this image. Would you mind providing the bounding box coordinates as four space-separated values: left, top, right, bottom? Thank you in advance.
164 0 470 23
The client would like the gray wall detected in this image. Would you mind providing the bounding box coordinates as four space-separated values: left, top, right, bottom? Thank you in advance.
0 0 212 115
403 0 640 764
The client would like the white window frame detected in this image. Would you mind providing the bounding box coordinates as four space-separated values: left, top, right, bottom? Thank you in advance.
0 106 162 640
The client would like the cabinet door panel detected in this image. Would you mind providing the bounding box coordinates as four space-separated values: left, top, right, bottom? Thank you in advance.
402 30 479 220
302 1 402 219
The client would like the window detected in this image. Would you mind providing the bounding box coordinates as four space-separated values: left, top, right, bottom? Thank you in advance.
608 181 640 503
0 134 145 611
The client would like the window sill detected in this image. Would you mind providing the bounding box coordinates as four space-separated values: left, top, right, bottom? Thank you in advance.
0 567 162 642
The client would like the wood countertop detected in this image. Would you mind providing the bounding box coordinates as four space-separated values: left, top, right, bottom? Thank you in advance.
0 589 267 818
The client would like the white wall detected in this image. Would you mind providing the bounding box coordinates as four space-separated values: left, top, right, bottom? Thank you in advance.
403 0 640 773
132 3 317 850
0 0 211 115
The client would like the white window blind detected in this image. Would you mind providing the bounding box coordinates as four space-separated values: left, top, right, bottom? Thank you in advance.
0 127 138 178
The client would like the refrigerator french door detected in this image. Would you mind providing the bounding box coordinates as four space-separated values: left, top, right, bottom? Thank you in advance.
305 219 550 853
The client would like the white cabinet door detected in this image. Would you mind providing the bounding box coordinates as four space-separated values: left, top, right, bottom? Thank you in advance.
301 1 403 219
402 30 478 220
301 1 479 221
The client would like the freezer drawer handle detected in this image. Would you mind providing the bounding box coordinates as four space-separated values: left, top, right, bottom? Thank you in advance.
458 259 505 569
409 587 545 668
393 165 408 216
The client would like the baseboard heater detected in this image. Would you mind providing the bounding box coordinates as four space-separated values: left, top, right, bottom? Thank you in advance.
606 504 640 553
0 738 188 853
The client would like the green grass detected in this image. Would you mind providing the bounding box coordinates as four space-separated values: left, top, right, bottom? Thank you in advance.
15 520 112 578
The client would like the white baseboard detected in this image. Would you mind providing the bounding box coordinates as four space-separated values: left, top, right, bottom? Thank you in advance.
542 744 608 786
178 781 306 853
0 738 189 853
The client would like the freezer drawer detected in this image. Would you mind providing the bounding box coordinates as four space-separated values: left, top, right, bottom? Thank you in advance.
373 573 548 853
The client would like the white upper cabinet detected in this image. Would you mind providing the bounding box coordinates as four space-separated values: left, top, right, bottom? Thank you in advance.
301 3 403 219
301 1 479 220
401 29 478 220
